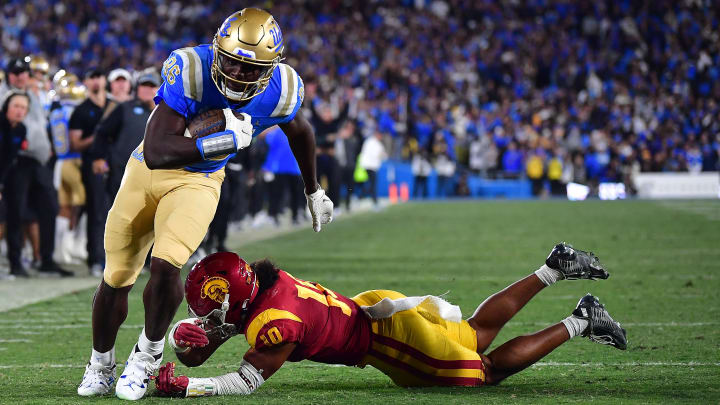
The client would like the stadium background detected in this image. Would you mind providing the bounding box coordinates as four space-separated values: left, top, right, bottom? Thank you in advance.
0 0 719 403
3 0 719 199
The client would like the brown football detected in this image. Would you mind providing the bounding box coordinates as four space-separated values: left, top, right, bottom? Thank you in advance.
185 109 245 139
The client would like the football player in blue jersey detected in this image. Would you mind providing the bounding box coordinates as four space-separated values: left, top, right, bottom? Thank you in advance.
48 72 87 265
78 8 334 400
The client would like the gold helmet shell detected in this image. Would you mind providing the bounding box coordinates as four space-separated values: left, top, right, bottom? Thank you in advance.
52 70 86 101
29 55 50 76
211 8 284 101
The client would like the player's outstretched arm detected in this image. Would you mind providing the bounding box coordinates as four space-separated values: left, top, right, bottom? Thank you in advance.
280 113 318 195
280 114 334 232
143 101 203 169
155 343 296 397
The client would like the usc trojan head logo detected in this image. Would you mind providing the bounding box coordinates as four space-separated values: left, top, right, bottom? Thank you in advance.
244 264 253 284
200 277 230 304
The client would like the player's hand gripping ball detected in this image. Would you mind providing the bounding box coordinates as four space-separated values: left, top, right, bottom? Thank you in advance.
186 108 253 150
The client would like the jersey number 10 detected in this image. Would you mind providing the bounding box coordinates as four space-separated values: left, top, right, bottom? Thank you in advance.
289 274 352 316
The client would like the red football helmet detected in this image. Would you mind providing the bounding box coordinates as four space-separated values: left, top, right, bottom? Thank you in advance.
185 251 259 328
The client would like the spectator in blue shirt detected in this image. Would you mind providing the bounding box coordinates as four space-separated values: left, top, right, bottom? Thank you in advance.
502 141 524 178
263 127 304 226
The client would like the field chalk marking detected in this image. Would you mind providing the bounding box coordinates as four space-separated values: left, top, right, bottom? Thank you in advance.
0 362 719 369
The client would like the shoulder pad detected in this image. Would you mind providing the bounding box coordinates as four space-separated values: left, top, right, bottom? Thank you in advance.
270 64 303 118
165 47 205 102
245 308 302 348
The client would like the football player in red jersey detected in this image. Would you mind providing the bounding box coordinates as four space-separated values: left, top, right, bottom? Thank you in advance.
155 243 627 397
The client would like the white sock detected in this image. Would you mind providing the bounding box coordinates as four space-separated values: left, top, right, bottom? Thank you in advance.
55 217 69 246
137 328 165 357
54 217 71 262
562 316 589 339
90 347 115 366
534 264 562 286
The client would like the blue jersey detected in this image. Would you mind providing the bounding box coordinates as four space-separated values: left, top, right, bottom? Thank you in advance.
154 44 305 173
49 101 81 160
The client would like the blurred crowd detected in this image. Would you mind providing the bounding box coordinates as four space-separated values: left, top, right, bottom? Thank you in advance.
1 0 720 277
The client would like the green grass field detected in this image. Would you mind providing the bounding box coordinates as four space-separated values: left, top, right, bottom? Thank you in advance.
1 200 718 404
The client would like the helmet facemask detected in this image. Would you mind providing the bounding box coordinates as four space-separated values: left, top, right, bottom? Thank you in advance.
188 294 239 339
211 39 279 102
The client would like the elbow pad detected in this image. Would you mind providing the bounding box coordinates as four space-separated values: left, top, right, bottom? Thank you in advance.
185 360 265 397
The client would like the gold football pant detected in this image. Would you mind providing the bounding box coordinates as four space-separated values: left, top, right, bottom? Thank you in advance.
352 290 486 387
103 147 224 288
54 158 85 207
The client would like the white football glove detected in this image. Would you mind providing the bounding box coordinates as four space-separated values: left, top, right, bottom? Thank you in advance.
306 187 334 232
222 109 253 150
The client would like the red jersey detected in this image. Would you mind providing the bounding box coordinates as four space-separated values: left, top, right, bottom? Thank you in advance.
242 270 372 366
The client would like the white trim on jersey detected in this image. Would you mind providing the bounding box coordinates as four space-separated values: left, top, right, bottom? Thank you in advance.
270 64 300 118
175 48 204 102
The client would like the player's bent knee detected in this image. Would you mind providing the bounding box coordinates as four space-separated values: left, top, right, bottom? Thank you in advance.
152 249 191 270
149 257 183 276
104 268 141 289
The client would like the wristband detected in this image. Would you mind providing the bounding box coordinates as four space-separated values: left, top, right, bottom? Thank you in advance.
185 360 264 397
195 130 237 160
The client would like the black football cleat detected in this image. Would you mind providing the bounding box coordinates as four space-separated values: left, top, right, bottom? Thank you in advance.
545 242 609 280
39 262 74 278
571 294 627 350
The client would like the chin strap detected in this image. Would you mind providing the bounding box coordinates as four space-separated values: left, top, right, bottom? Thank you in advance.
188 294 239 340
220 80 255 101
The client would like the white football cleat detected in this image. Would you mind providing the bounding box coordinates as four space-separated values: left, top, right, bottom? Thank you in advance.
115 348 161 400
77 362 116 396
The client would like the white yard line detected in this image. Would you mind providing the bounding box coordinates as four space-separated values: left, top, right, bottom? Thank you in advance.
0 338 31 343
531 361 720 367
16 311 90 316
0 324 144 330
655 201 720 222
0 206 381 314
0 319 84 324
0 277 99 313
506 321 718 327
0 361 718 369
0 320 716 331
0 364 82 369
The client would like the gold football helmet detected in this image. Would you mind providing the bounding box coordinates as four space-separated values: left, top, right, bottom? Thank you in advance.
52 70 86 101
29 55 50 77
211 8 284 101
